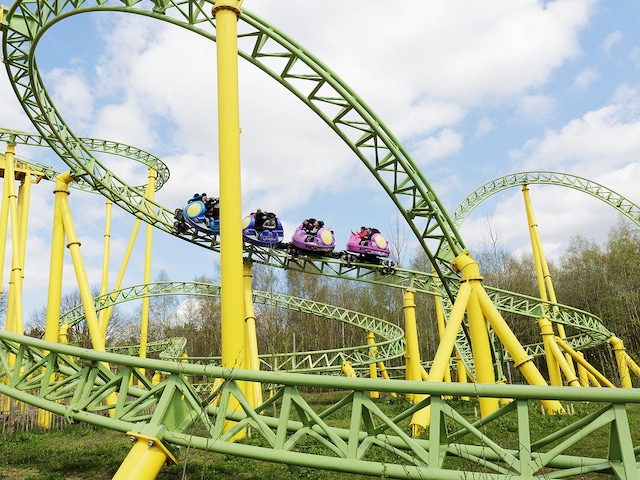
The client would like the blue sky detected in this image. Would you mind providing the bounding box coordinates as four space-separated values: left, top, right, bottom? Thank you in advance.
2 0 640 323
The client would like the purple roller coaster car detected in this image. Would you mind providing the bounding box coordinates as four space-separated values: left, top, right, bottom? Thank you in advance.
290 225 336 253
346 231 391 258
242 213 284 247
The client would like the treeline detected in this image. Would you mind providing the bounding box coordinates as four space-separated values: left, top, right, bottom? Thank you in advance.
24 218 640 385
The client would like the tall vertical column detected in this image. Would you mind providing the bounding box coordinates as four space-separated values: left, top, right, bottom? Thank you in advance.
214 1 244 371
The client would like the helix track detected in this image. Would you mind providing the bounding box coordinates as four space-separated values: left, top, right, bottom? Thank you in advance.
60 281 406 373
452 171 640 229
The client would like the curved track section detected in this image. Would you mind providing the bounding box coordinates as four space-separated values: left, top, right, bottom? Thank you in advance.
2 1 464 298
1 132 614 369
452 171 640 229
1 131 615 379
1 0 621 374
1 2 615 352
0 329 637 480
60 281 406 372
0 127 169 193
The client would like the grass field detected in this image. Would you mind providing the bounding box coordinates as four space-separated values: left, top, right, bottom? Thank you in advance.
1 396 637 479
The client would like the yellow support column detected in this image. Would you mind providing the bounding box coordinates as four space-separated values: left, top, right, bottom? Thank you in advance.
403 290 421 403
98 199 112 332
15 169 32 330
538 318 580 386
101 218 142 337
341 362 356 377
113 433 176 480
44 173 72 344
453 251 565 415
538 317 563 387
4 144 25 333
0 147 11 291
243 263 262 407
522 185 575 378
214 0 246 435
467 286 499 416
475 284 565 414
555 337 615 388
367 331 379 399
610 336 632 388
454 353 470 400
139 169 157 381
434 295 453 385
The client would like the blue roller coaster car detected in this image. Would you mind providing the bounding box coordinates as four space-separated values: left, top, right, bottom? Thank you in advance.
242 212 284 247
174 196 219 235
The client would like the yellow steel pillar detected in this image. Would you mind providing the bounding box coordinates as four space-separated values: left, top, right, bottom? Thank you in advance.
403 290 421 403
538 317 563 387
15 168 31 334
44 173 72 344
366 331 379 399
215 0 245 366
243 263 262 407
554 337 615 388
58 323 69 344
102 219 143 338
538 317 580 387
610 336 632 388
54 174 106 352
4 144 25 333
409 281 471 433
214 0 246 435
452 251 565 415
474 283 565 414
341 362 356 377
139 169 157 380
434 295 453 384
467 284 499 416
113 433 176 480
98 199 112 332
0 148 11 292
522 185 575 378
455 353 470 400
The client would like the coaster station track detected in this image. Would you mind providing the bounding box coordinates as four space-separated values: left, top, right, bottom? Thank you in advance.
2 1 640 478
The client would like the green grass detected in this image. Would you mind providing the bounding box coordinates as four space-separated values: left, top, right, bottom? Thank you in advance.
1 397 638 479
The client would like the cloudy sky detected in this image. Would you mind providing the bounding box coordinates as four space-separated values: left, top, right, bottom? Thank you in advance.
1 0 640 323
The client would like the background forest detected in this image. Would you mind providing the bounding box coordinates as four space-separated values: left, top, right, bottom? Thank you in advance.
19 217 640 387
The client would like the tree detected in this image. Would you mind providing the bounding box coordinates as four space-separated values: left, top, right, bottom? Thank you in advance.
27 288 128 348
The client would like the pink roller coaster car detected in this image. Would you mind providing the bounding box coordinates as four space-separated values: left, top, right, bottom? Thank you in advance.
290 224 336 253
346 229 390 258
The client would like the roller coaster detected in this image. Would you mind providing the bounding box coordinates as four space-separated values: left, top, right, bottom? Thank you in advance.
2 1 640 479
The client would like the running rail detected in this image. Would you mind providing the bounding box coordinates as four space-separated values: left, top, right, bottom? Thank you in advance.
0 330 639 479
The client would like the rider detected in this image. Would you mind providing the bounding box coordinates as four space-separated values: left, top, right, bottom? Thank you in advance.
262 212 277 231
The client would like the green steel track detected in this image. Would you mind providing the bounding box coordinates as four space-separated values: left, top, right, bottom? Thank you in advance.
1 1 464 298
2 2 640 478
0 0 618 355
452 171 640 228
1 144 617 368
1 330 640 479
61 281 407 373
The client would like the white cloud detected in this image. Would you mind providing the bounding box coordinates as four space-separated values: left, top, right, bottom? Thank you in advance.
410 128 463 166
572 67 600 89
601 30 622 56
516 95 557 123
475 117 495 138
